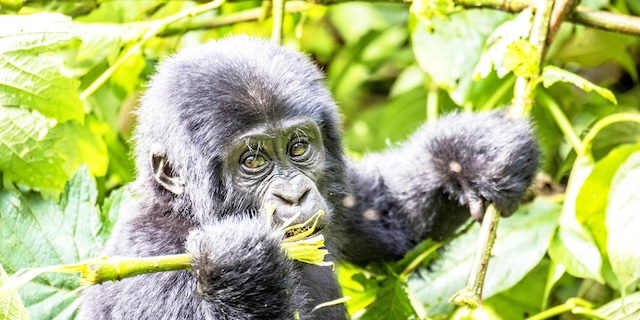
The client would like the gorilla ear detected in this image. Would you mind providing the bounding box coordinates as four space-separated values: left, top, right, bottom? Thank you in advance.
150 143 185 195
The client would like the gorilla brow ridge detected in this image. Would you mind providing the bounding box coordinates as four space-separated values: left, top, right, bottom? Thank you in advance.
244 138 263 155
293 127 309 140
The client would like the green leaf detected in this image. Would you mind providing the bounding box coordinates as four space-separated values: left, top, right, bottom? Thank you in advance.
549 145 603 282
473 8 534 80
410 0 459 30
0 167 129 319
606 150 640 292
409 198 561 317
0 13 83 123
0 264 30 320
0 107 68 191
595 291 640 320
336 263 380 316
503 39 539 78
344 87 427 153
575 144 640 288
75 24 125 63
0 13 76 54
411 9 510 104
50 117 108 178
359 280 419 320
550 28 637 81
541 66 617 104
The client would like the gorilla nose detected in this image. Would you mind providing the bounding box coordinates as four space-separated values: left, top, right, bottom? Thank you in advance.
271 176 311 205
274 188 309 205
263 174 328 224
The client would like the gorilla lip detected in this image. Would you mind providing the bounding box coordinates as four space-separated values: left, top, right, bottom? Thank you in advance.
277 210 325 240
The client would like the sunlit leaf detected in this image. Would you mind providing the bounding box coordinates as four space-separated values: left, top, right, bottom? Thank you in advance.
548 126 605 281
474 8 533 80
541 66 617 104
412 9 510 104
0 107 68 191
606 151 640 292
503 39 539 78
575 144 640 288
595 291 640 320
0 167 129 319
0 13 83 123
359 280 418 320
0 263 30 320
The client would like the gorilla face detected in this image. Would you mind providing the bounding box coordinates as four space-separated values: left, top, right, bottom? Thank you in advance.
225 117 329 226
136 36 345 229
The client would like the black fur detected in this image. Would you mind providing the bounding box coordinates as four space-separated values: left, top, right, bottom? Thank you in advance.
79 36 539 319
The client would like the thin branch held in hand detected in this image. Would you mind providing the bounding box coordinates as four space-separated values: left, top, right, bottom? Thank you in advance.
0 210 330 300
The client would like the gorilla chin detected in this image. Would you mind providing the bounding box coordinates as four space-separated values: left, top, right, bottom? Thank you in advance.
78 35 539 319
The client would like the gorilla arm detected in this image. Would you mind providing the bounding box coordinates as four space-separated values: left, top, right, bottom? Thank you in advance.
334 111 540 265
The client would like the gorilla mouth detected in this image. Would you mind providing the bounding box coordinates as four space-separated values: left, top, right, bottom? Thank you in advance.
278 210 326 241
284 224 324 239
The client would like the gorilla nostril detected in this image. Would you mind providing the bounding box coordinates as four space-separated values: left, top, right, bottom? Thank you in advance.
274 193 296 205
299 189 310 203
273 186 310 206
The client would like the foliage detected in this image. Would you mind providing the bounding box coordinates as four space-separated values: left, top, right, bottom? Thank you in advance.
1 0 640 319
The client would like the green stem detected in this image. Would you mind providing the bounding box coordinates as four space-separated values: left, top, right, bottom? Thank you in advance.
85 254 192 285
450 205 500 308
581 113 640 157
79 0 226 101
305 0 640 36
481 75 515 111
538 91 583 152
272 0 285 43
525 298 598 320
160 2 312 36
426 81 439 124
529 0 555 63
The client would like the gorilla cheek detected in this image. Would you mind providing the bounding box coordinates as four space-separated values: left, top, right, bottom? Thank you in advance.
261 174 329 224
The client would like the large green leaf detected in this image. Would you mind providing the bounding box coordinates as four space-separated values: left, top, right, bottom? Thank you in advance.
359 279 419 320
0 167 130 319
50 117 108 179
595 291 640 320
408 198 561 317
0 107 68 191
575 144 640 288
411 9 510 104
548 152 603 282
541 66 616 104
0 13 83 123
0 264 29 320
606 151 640 292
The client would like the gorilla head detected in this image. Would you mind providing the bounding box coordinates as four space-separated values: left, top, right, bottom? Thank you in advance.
134 36 346 228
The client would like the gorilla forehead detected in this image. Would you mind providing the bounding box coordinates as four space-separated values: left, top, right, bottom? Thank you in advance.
143 36 334 150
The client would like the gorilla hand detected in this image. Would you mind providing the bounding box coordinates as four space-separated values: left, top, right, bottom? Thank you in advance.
187 216 298 319
420 111 539 221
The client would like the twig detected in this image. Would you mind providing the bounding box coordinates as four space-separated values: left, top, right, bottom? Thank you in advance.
159 2 313 37
305 0 640 36
79 0 226 101
449 205 500 307
272 0 286 43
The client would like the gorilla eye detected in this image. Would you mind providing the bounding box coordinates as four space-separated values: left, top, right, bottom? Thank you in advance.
288 138 309 159
241 153 267 170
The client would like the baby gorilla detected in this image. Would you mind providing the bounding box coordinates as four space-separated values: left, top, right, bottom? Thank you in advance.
79 36 539 319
